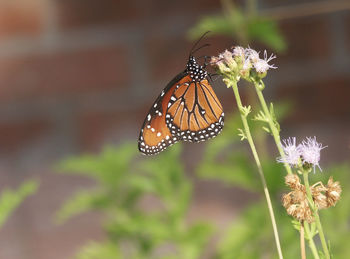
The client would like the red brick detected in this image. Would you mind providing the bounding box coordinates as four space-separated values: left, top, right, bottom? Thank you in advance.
0 119 52 153
345 13 350 52
0 0 45 38
146 34 233 83
278 16 331 63
146 35 191 83
55 0 146 29
77 109 145 151
261 0 322 8
55 0 224 30
144 0 223 18
276 76 350 124
0 46 129 102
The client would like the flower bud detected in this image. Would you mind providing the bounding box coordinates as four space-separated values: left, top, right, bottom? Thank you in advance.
232 46 245 64
221 49 237 71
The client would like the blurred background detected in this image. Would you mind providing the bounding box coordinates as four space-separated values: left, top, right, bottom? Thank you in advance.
0 0 349 258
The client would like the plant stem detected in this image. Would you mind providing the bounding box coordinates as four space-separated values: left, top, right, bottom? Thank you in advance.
304 221 321 259
302 171 330 259
230 80 283 259
253 81 293 175
246 0 257 17
253 80 329 258
300 222 306 259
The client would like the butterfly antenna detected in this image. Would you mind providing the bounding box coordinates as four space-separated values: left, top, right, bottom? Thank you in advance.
189 31 211 57
191 44 211 56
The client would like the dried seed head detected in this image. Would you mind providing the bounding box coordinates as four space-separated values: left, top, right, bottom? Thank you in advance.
283 197 313 223
285 174 301 190
286 204 298 217
292 188 306 203
300 200 314 223
282 193 292 208
282 188 314 223
312 186 328 209
326 177 342 207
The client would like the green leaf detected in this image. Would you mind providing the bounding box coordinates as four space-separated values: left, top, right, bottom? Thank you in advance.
0 180 39 228
57 143 138 185
268 103 280 133
197 151 260 192
76 242 121 259
238 128 247 140
291 219 301 232
247 17 287 52
262 126 271 134
217 202 271 259
188 3 286 52
253 110 268 123
178 222 213 259
240 105 252 117
55 189 108 223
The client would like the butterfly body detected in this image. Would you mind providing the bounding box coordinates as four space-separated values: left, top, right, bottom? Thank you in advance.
138 55 224 155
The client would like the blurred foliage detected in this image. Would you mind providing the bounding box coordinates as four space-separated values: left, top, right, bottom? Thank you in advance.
196 111 350 258
76 242 121 259
0 180 38 228
197 102 291 193
57 143 212 259
213 161 350 259
188 0 286 52
57 104 350 258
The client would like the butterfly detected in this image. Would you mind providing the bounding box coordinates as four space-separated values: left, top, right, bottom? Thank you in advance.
138 33 224 155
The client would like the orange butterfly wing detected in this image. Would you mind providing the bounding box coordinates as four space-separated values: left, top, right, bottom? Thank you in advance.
138 72 190 155
138 55 224 155
165 76 224 143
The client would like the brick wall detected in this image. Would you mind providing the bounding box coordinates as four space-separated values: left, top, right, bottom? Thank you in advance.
0 0 349 258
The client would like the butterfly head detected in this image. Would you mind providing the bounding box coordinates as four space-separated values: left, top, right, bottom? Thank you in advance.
186 56 208 82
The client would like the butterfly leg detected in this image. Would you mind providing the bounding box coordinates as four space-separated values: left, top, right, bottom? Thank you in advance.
208 73 220 82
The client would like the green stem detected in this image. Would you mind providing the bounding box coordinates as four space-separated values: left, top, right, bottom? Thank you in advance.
303 171 330 259
252 79 328 257
300 222 306 259
230 80 283 259
253 81 293 175
304 221 321 259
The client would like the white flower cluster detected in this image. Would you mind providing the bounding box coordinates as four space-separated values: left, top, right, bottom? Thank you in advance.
277 137 327 172
211 46 277 79
237 46 277 73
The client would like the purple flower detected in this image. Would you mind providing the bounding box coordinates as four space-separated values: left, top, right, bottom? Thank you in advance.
245 47 260 63
232 46 245 60
299 137 327 172
252 50 277 73
277 137 301 166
